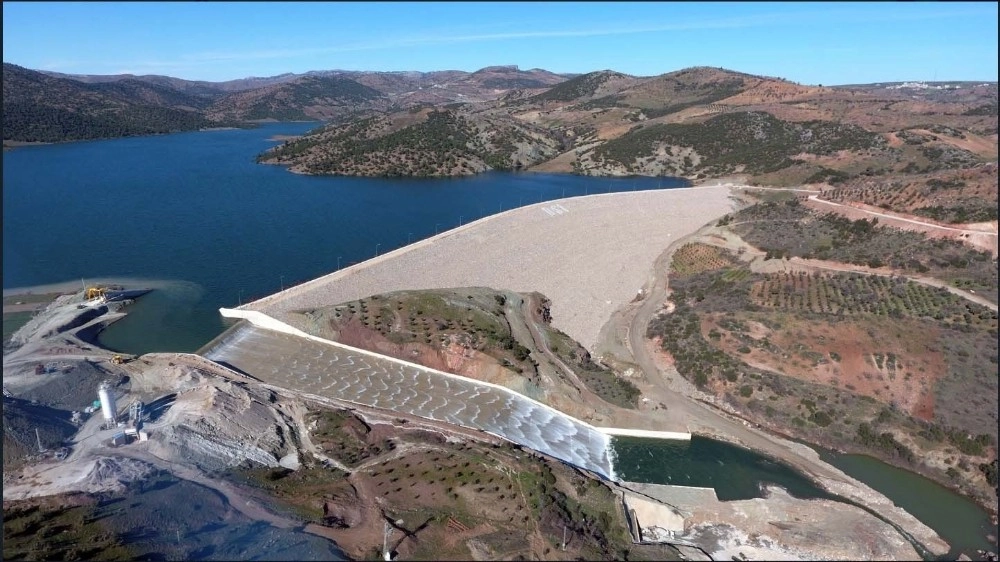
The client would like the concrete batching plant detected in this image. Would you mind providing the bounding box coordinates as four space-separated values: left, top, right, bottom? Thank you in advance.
98 382 117 427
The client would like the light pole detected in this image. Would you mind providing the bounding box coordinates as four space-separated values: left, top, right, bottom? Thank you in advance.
435 223 441 235
407 232 413 244
337 256 342 270
280 276 284 291
459 215 463 226
238 289 242 306
375 243 381 257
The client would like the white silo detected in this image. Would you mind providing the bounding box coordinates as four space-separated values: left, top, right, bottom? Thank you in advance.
98 382 117 425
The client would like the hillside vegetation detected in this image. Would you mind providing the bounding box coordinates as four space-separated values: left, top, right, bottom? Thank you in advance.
2 64 222 142
285 287 642 411
7 63 995 194
727 199 999 301
649 241 998 512
586 111 886 177
258 107 562 176
205 75 389 122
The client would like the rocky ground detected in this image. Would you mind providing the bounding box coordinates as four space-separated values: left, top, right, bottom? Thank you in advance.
628 482 920 560
1 288 645 560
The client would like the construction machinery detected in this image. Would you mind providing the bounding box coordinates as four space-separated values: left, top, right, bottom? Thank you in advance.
110 355 125 365
85 286 107 300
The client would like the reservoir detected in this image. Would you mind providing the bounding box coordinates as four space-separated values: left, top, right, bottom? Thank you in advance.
3 123 994 557
2 122 685 354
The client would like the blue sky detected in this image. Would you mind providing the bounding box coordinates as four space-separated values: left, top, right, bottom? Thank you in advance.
3 2 997 84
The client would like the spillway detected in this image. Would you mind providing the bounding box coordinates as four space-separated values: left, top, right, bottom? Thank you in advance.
202 322 615 479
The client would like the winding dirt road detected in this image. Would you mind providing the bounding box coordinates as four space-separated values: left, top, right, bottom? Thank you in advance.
596 222 951 556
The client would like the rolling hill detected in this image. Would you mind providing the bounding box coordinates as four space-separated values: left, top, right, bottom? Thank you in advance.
2 63 222 142
6 62 996 206
205 74 390 122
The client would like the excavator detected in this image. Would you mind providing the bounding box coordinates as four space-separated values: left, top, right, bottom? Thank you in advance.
85 286 107 300
110 355 127 365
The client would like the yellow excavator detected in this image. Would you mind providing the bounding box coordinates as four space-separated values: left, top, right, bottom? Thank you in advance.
85 286 107 300
110 355 126 365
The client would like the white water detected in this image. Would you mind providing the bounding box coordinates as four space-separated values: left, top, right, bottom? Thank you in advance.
202 323 615 479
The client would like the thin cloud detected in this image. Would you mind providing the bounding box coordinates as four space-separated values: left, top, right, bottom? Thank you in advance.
46 4 994 77
186 5 991 62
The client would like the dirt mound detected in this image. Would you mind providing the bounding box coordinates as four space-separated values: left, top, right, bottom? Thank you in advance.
3 359 116 412
144 371 300 473
2 397 77 471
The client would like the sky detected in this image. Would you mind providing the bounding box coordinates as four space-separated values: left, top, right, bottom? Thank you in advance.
3 1 997 85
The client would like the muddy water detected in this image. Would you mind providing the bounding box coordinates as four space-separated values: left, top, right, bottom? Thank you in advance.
201 322 615 479
613 435 998 558
611 435 833 500
816 450 998 559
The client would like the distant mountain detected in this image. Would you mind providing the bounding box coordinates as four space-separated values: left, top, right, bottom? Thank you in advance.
2 63 221 142
38 70 302 94
529 70 638 103
206 74 390 122
310 65 569 105
6 64 573 141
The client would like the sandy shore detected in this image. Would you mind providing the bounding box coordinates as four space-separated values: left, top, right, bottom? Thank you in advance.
247 186 736 352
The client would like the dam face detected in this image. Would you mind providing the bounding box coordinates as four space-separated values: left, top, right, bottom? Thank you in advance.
202 323 614 479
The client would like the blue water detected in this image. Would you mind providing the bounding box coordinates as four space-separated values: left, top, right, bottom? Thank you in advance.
2 122 686 353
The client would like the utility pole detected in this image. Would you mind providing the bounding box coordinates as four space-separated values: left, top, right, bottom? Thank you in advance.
36 427 44 453
562 524 568 551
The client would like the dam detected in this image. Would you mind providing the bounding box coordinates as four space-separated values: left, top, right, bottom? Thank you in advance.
202 316 617 479
198 189 729 483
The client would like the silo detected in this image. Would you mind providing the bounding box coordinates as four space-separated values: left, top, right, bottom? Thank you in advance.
98 383 117 424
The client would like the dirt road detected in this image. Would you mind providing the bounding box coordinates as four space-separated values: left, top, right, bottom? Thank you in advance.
596 222 951 556
702 224 998 311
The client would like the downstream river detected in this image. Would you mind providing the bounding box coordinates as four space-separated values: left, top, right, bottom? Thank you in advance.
3 123 994 557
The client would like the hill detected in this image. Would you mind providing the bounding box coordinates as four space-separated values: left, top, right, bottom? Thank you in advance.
2 63 222 142
269 65 995 182
38 69 302 94
5 64 573 142
206 74 390 122
258 105 562 176
284 287 642 412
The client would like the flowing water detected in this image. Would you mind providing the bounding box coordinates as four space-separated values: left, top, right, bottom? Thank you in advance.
202 322 615 479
